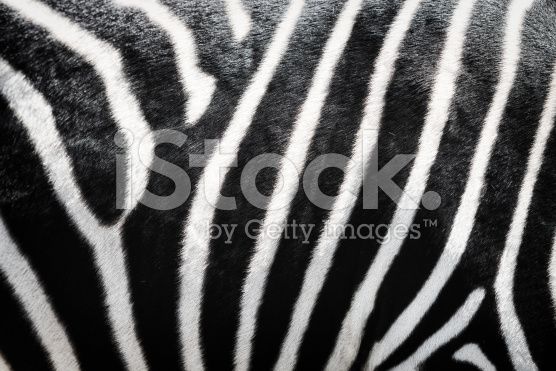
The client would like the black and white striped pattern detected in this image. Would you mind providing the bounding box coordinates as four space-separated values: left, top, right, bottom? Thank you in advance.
0 0 555 370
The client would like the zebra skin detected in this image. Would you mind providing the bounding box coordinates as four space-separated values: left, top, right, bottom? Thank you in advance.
0 0 555 369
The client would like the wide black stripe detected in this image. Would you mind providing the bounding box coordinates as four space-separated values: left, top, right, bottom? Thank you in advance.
462 0 556 368
251 1 410 369
511 5 556 371
34 1 265 369
293 1 457 369
201 1 349 369
0 96 124 370
106 0 296 369
351 0 508 368
515 67 556 371
0 278 52 371
515 125 556 371
1 0 555 369
0 4 122 225
250 1 388 368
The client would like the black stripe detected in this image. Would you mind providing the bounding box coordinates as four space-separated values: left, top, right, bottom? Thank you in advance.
202 1 348 369
253 1 403 370
353 0 509 368
0 277 52 371
295 1 456 369
0 95 124 370
0 4 122 224
461 0 556 368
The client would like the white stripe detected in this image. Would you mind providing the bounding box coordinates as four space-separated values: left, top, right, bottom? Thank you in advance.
453 343 496 371
495 39 555 371
113 0 216 125
0 58 148 371
234 1 364 369
387 288 485 371
273 0 424 369
551 231 556 319
224 0 252 43
0 352 11 371
179 1 304 369
327 0 477 369
0 217 80 371
368 1 534 368
1 0 154 213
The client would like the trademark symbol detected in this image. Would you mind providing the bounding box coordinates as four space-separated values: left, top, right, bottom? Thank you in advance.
424 219 438 228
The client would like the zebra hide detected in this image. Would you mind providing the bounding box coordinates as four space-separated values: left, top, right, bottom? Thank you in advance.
0 0 555 370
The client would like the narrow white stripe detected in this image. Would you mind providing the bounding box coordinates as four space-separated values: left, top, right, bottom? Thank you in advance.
0 217 80 371
272 0 424 369
551 231 556 319
1 0 154 213
0 58 148 371
453 343 496 371
0 352 11 371
224 0 252 43
179 1 304 369
494 45 556 371
113 0 216 125
387 288 485 371
327 0 477 369
234 1 364 369
368 1 534 368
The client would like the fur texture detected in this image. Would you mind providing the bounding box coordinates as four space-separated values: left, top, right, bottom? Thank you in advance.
0 0 555 370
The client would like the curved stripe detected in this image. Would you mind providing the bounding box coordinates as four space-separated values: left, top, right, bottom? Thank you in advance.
0 58 147 371
369 1 535 368
551 231 556 319
234 1 365 369
327 0 477 369
453 344 496 371
1 0 154 213
113 0 216 125
270 0 424 369
495 30 556 371
224 0 252 43
178 1 305 369
0 217 80 371
387 289 485 371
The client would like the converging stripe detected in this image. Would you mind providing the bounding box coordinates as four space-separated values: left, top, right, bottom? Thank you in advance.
0 217 80 371
369 0 535 368
0 1 553 370
388 288 485 371
179 1 305 369
113 0 216 126
0 0 154 213
453 343 496 371
329 0 477 369
0 57 148 371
